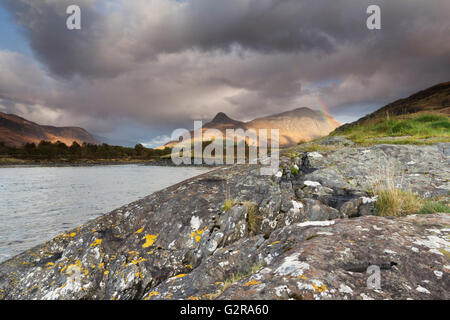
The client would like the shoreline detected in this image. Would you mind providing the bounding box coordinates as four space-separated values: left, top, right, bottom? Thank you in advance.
0 158 222 168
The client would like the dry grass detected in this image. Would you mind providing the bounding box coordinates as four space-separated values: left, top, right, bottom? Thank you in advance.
369 163 449 216
374 187 423 217
244 202 261 234
223 198 238 211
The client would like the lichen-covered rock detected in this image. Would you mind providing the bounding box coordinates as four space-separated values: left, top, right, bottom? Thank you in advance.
300 143 449 199
144 214 450 300
0 143 448 300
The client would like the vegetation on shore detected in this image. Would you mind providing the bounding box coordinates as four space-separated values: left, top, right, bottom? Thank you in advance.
331 112 450 146
0 140 172 164
374 187 450 217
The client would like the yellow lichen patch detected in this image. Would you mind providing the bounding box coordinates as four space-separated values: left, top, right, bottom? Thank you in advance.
147 251 154 255
173 273 187 279
46 262 55 270
135 272 143 279
243 280 262 287
64 260 89 278
60 265 68 274
130 257 147 265
297 275 307 280
185 264 193 270
90 238 102 247
69 232 76 237
104 270 110 276
312 283 327 293
144 291 160 300
167 294 173 300
142 234 159 248
270 241 281 245
187 296 199 300
135 227 144 234
128 251 140 256
215 282 224 285
190 227 207 243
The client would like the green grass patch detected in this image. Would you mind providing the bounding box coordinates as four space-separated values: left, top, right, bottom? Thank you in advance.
418 201 450 215
333 113 450 145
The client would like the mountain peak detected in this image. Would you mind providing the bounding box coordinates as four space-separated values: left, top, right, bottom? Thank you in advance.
211 112 234 124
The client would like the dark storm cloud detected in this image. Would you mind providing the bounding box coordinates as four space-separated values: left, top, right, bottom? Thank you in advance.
0 0 449 139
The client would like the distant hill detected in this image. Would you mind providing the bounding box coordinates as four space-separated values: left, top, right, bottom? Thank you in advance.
160 107 341 148
335 81 450 133
0 112 98 147
247 107 341 146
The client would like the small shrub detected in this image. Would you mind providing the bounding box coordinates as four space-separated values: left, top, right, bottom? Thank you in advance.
290 165 300 176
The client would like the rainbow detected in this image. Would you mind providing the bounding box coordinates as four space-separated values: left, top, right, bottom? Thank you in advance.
315 95 335 131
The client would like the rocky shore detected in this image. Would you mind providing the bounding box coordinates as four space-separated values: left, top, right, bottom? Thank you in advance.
0 138 448 300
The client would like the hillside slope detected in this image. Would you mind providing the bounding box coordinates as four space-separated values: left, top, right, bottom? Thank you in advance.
331 82 450 145
0 112 98 147
336 81 450 133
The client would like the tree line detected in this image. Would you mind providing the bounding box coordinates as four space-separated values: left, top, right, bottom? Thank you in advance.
0 140 172 160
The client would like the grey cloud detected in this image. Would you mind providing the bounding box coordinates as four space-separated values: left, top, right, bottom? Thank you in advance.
0 0 449 140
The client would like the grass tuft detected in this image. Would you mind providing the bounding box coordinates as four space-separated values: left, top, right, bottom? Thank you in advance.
374 188 422 217
244 202 261 234
223 199 238 211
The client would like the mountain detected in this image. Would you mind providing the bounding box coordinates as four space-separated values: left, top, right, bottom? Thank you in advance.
247 107 341 146
0 112 98 147
160 107 341 148
335 81 450 133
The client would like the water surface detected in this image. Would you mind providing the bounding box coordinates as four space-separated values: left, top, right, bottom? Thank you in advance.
0 165 211 263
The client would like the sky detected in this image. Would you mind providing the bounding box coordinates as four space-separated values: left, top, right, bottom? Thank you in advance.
0 0 449 147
